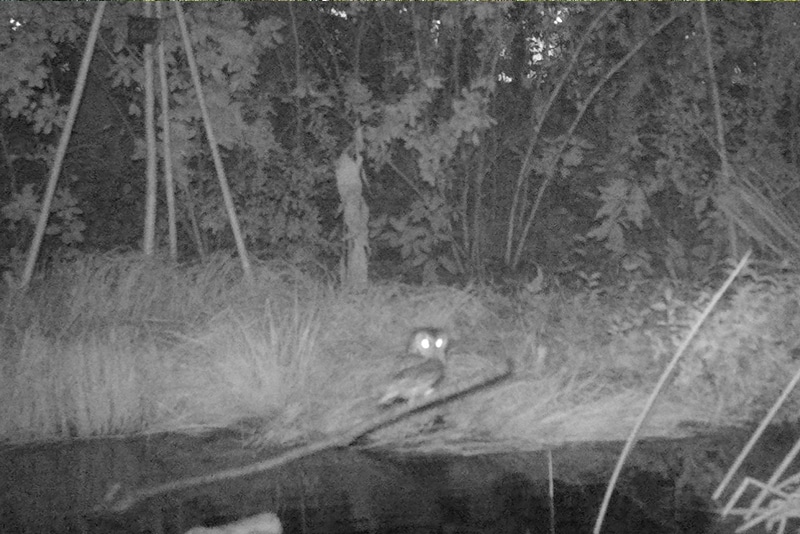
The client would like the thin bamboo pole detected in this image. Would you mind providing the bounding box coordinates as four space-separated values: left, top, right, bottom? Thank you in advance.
21 3 106 287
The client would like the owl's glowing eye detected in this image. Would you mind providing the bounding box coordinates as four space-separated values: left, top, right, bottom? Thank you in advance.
419 337 432 350
434 337 444 349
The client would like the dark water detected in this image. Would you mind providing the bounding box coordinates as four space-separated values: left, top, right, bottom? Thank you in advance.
0 427 784 533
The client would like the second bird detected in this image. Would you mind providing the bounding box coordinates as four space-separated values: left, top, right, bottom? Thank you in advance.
378 328 449 406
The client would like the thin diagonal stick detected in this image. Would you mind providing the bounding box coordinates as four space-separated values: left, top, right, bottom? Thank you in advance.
593 250 751 534
97 359 513 513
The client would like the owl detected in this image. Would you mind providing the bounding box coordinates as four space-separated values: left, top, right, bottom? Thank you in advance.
378 328 449 406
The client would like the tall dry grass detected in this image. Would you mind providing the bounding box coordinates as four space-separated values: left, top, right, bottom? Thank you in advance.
0 323 157 442
0 252 329 443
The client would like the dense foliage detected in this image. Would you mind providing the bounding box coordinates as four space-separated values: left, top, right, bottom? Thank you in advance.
1 3 799 283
